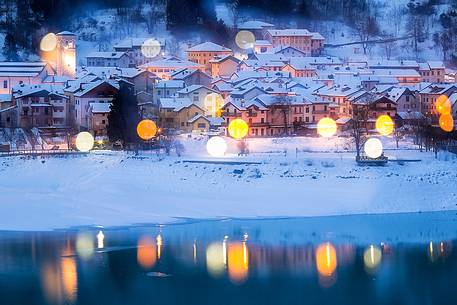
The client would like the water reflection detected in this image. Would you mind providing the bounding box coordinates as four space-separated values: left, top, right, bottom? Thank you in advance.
1 214 457 305
137 236 157 269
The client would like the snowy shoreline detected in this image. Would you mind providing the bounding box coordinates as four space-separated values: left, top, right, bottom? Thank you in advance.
1 136 456 231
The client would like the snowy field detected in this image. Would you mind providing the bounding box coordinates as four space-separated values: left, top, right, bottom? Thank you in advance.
0 136 456 231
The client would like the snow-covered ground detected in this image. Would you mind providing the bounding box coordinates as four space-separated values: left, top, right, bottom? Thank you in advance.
0 136 456 231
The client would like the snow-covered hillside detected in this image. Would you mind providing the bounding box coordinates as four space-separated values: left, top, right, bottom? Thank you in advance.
1 137 456 231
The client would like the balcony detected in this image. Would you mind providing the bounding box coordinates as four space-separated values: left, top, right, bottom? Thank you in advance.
247 112 258 117
221 111 242 117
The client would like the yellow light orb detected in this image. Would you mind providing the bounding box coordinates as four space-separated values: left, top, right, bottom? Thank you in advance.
228 242 249 284
235 30 256 50
436 95 452 115
315 242 337 277
137 119 158 140
137 236 157 269
40 33 58 52
141 39 161 58
317 117 337 138
206 243 226 278
439 114 454 132
76 232 94 260
375 115 395 136
364 138 383 159
363 245 382 270
206 136 227 157
228 119 249 140
75 132 94 152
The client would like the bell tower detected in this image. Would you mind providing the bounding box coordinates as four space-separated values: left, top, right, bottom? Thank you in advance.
56 31 76 78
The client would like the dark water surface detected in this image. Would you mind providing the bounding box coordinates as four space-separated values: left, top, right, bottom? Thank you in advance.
1 212 457 305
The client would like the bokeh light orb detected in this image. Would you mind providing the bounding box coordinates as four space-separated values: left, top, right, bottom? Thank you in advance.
364 138 383 159
363 245 382 270
141 39 161 58
228 119 249 140
235 30 256 50
206 243 226 278
137 236 157 269
375 115 395 136
436 95 452 115
439 114 454 132
40 33 58 52
75 132 94 152
204 93 224 117
76 232 94 260
137 119 158 140
315 242 337 277
228 242 249 284
317 117 337 138
206 136 227 157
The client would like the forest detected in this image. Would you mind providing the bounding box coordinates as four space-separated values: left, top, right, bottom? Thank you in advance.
1 0 457 64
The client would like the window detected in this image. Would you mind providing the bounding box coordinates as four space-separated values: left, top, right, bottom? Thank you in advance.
197 123 206 129
3 80 7 89
102 120 106 124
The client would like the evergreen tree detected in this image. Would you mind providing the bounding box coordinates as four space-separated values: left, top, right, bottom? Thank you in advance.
2 33 19 61
107 81 139 148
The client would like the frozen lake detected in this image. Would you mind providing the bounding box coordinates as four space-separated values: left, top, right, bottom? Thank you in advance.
1 211 457 305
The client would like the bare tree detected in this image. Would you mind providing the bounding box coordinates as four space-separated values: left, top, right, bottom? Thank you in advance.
353 15 380 55
348 106 369 159
382 32 396 60
271 95 293 136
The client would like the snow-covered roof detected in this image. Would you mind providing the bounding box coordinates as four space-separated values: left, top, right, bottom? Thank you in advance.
209 55 241 64
79 67 148 79
254 40 272 46
74 80 119 97
177 85 218 95
114 37 165 49
367 60 419 69
267 29 312 37
427 61 445 70
186 42 232 52
0 61 50 77
57 31 76 36
397 111 425 120
372 69 421 78
159 97 194 111
141 57 202 69
315 85 362 97
155 80 185 89
419 83 457 94
86 52 127 59
0 94 12 103
238 21 275 30
188 113 209 123
12 84 67 99
90 102 112 113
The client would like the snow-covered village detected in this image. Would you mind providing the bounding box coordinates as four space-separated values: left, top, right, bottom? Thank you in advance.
1 0 457 304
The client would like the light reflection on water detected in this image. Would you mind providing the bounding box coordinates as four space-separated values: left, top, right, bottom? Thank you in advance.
1 212 457 305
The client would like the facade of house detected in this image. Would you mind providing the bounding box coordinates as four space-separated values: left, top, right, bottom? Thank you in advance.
12 85 69 128
186 42 233 73
419 84 457 117
113 38 166 67
71 80 119 131
0 62 56 95
210 55 240 78
265 29 325 56
158 97 207 132
86 52 130 68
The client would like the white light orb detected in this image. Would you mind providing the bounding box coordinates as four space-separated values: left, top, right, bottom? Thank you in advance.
76 232 94 260
141 39 161 58
364 138 383 159
75 132 94 152
40 33 58 52
235 31 256 50
206 136 227 157
206 243 226 278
